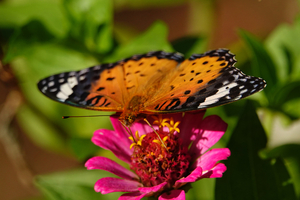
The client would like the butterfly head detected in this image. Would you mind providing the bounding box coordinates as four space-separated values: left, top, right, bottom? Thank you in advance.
119 112 137 127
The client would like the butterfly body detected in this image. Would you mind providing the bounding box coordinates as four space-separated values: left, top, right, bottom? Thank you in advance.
38 49 266 126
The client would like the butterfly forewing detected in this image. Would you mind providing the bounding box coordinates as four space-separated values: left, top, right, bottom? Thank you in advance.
121 51 184 98
144 49 266 113
38 64 127 112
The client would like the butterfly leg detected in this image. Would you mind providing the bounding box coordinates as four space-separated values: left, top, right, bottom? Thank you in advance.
120 121 137 143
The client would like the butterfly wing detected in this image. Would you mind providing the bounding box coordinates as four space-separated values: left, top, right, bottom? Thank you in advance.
38 51 184 112
38 63 128 112
120 51 184 98
144 49 266 113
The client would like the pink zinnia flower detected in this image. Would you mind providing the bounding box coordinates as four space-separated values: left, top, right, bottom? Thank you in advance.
85 111 230 200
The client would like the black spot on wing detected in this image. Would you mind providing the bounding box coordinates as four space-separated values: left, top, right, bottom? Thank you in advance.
165 98 181 110
158 101 168 110
197 79 203 84
189 49 236 68
184 90 191 95
97 87 105 91
181 96 195 109
198 88 206 95
208 79 216 84
86 95 103 106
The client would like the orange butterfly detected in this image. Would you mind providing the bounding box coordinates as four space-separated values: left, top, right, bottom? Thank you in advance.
38 49 266 126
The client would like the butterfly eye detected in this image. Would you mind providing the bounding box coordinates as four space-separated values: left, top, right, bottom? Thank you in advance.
127 115 136 124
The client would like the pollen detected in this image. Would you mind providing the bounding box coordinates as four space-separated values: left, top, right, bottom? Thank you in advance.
152 115 170 131
165 117 181 133
129 131 146 149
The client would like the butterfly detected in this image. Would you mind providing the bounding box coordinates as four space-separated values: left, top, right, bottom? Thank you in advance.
38 49 266 126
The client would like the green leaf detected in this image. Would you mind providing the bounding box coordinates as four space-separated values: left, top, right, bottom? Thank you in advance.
215 100 296 200
271 81 300 108
265 17 300 81
281 45 294 77
0 0 69 38
239 30 278 99
3 20 55 63
104 21 173 62
69 137 99 161
261 144 300 198
171 36 207 57
17 105 66 152
35 169 121 200
282 98 300 119
186 178 215 200
63 0 113 53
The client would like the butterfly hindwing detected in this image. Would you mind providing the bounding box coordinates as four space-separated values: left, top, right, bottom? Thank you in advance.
144 49 266 113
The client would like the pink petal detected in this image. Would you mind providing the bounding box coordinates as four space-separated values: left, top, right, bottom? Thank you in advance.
200 163 227 178
85 156 138 180
110 116 132 145
189 115 227 160
174 167 202 188
132 113 183 134
192 148 230 171
159 190 186 200
94 177 142 194
130 119 154 137
92 130 133 163
119 192 147 200
138 182 167 194
119 182 167 200
178 111 205 146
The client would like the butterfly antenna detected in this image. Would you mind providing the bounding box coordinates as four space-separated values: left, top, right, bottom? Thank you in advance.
143 118 168 151
62 115 112 119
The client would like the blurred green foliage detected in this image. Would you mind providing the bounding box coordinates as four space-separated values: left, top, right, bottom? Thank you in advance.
1 0 300 199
